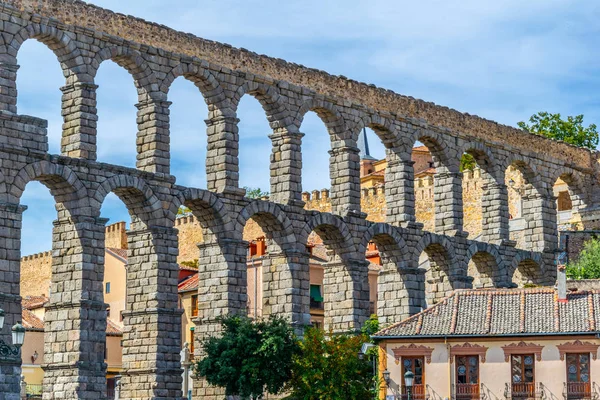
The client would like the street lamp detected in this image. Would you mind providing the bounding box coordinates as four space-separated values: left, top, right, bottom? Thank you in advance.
383 369 391 385
0 307 24 362
404 370 414 400
358 342 378 396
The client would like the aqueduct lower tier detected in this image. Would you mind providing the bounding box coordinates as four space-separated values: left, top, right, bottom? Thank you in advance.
0 0 599 399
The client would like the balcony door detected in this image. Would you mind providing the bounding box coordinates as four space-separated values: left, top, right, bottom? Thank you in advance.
455 355 479 400
566 353 591 400
402 356 425 400
511 354 536 400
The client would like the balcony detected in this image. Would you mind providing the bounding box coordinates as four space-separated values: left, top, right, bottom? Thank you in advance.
309 299 324 310
25 384 42 399
504 382 543 400
452 383 481 400
563 382 599 400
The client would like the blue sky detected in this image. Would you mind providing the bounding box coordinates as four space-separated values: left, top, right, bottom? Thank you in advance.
18 0 600 255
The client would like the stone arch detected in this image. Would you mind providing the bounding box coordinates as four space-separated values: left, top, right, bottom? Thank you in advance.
409 128 458 173
8 161 88 212
235 200 297 252
460 141 501 181
354 113 398 146
298 212 355 261
552 168 588 215
415 233 458 307
465 242 505 288
90 46 157 100
5 24 83 80
359 222 407 269
295 96 348 141
504 156 546 197
509 252 543 287
231 81 290 130
91 174 164 227
160 62 228 114
172 187 233 242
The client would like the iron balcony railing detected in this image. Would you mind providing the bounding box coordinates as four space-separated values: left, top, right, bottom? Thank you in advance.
504 382 544 400
563 382 599 400
401 384 427 400
452 383 481 400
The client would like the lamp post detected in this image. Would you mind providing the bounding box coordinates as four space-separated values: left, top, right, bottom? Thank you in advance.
404 370 414 400
0 307 25 362
358 342 378 398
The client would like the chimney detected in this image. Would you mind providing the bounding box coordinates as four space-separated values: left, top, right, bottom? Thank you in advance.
557 264 567 302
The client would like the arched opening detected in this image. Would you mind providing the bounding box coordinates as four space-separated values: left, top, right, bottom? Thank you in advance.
419 243 453 308
412 138 450 232
15 40 65 154
512 258 542 287
95 60 140 167
358 126 391 223
505 161 543 250
460 149 497 240
467 251 501 288
554 172 585 231
237 95 273 196
301 111 333 194
167 77 210 188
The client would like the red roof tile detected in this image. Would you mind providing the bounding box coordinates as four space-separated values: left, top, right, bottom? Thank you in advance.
22 309 44 331
179 274 199 293
106 247 128 260
22 296 48 310
106 318 123 336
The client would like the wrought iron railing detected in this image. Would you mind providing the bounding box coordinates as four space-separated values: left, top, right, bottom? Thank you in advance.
401 384 427 400
504 382 543 400
452 383 481 400
563 382 598 400
309 299 324 310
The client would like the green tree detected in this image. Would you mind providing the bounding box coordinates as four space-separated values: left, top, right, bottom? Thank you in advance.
288 328 375 400
245 187 269 199
177 205 191 215
195 315 299 399
566 237 600 279
518 112 598 150
460 153 476 172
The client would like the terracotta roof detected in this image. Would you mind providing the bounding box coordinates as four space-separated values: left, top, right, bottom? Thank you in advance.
106 318 123 336
309 244 329 263
22 309 44 331
22 296 48 310
415 167 436 177
374 288 600 338
106 247 128 260
179 274 199 293
179 264 199 272
413 145 430 153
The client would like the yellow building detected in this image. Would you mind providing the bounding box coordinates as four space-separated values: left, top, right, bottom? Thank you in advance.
374 286 600 400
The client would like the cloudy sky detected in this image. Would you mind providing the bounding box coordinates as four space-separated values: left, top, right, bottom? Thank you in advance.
18 0 600 255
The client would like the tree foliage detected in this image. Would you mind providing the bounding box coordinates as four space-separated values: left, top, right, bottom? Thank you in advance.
245 187 269 199
288 328 376 400
460 153 476 172
518 112 598 150
195 315 299 399
566 237 600 279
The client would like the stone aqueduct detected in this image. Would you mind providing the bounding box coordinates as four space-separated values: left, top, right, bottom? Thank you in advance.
0 0 597 399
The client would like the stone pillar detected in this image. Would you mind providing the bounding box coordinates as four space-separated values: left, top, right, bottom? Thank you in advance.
481 182 510 243
135 99 171 174
269 130 304 206
0 202 26 400
0 62 19 114
60 82 98 160
434 171 465 235
261 250 310 331
206 115 245 195
523 193 558 253
42 216 108 400
120 226 183 400
193 239 248 399
377 267 425 327
323 259 370 333
329 146 362 216
385 158 416 226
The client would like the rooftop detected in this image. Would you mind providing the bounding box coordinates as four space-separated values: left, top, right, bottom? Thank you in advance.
374 288 600 339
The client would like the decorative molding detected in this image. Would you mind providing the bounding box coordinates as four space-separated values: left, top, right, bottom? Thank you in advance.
557 340 600 361
392 344 434 364
501 341 544 362
450 342 488 363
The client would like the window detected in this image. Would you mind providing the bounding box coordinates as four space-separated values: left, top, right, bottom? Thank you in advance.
310 285 323 310
104 345 108 360
402 356 425 400
107 307 111 318
566 353 591 400
511 354 535 399
191 295 199 317
105 282 111 294
189 327 195 356
454 355 479 400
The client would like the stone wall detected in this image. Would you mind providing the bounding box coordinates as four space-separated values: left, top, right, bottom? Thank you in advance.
20 251 51 297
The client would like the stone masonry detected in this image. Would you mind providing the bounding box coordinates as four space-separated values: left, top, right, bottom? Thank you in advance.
0 1 598 399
